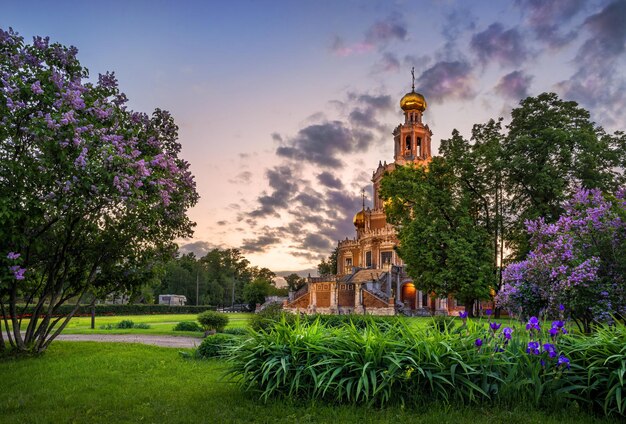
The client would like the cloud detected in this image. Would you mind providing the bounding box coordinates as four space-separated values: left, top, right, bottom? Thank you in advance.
365 17 408 45
417 61 475 101
330 35 373 57
178 240 218 258
228 171 252 184
249 166 299 218
516 0 585 47
349 93 393 111
495 70 533 100
294 191 322 209
556 1 626 125
276 116 381 168
242 88 394 262
372 52 400 73
330 16 408 57
276 121 356 167
579 0 626 63
317 171 343 189
241 233 281 253
470 23 528 67
301 233 333 251
441 8 477 43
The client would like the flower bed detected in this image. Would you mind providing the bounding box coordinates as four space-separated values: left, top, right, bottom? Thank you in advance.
228 315 626 417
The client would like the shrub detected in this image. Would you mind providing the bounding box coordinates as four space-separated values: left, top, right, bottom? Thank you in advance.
116 319 135 329
173 321 203 332
497 188 626 332
196 334 237 359
197 311 229 333
249 304 295 332
222 327 248 336
99 320 151 330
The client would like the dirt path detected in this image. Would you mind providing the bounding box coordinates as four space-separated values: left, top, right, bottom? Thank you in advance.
55 334 201 348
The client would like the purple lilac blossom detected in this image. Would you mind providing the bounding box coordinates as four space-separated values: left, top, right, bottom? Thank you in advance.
9 265 26 280
496 188 626 323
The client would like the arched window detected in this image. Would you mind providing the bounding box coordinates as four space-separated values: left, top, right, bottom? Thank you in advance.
417 137 422 157
405 135 411 153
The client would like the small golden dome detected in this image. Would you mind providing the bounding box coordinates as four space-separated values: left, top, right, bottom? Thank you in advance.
353 210 365 228
400 90 427 112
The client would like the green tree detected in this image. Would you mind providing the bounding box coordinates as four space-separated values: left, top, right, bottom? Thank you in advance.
243 278 271 311
502 93 621 258
381 159 493 316
439 122 509 315
0 30 198 354
317 247 338 276
284 273 306 291
200 248 252 305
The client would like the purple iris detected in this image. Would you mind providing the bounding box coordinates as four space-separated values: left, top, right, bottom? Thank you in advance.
549 327 559 339
485 309 492 317
490 322 501 331
552 320 565 329
7 252 20 260
502 327 513 340
459 311 468 319
527 341 540 355
475 338 483 347
559 304 565 311
526 316 541 332
543 343 557 358
557 355 570 369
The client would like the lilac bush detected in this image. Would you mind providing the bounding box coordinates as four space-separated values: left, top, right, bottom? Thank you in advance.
497 188 626 332
0 28 198 353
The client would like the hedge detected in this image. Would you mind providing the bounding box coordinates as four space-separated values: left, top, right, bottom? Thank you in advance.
2 304 217 318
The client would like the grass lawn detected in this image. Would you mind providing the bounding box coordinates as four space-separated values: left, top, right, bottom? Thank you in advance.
0 342 618 424
16 313 253 337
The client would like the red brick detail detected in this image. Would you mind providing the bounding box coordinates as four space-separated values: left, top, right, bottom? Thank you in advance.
287 293 310 308
362 290 388 308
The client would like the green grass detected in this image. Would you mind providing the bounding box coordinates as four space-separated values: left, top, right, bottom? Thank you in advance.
0 342 618 424
15 313 253 337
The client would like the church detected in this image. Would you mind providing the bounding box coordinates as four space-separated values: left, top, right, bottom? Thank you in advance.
285 77 462 316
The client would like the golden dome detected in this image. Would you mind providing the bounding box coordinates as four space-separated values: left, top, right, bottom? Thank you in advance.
400 90 427 112
353 210 365 228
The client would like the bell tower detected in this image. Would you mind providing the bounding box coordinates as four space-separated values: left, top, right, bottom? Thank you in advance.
393 67 432 166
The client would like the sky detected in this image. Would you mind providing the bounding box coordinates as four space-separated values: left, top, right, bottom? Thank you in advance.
2 0 625 275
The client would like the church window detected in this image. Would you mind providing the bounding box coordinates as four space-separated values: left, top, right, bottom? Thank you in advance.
365 251 372 267
422 292 428 308
405 135 411 152
417 137 422 157
381 251 392 265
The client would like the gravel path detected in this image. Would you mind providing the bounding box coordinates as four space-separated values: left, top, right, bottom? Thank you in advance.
55 334 201 348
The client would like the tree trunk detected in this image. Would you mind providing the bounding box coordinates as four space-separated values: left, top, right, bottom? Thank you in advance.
466 299 475 318
0 319 4 353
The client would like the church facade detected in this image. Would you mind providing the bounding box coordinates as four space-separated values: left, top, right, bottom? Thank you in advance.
285 80 462 316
